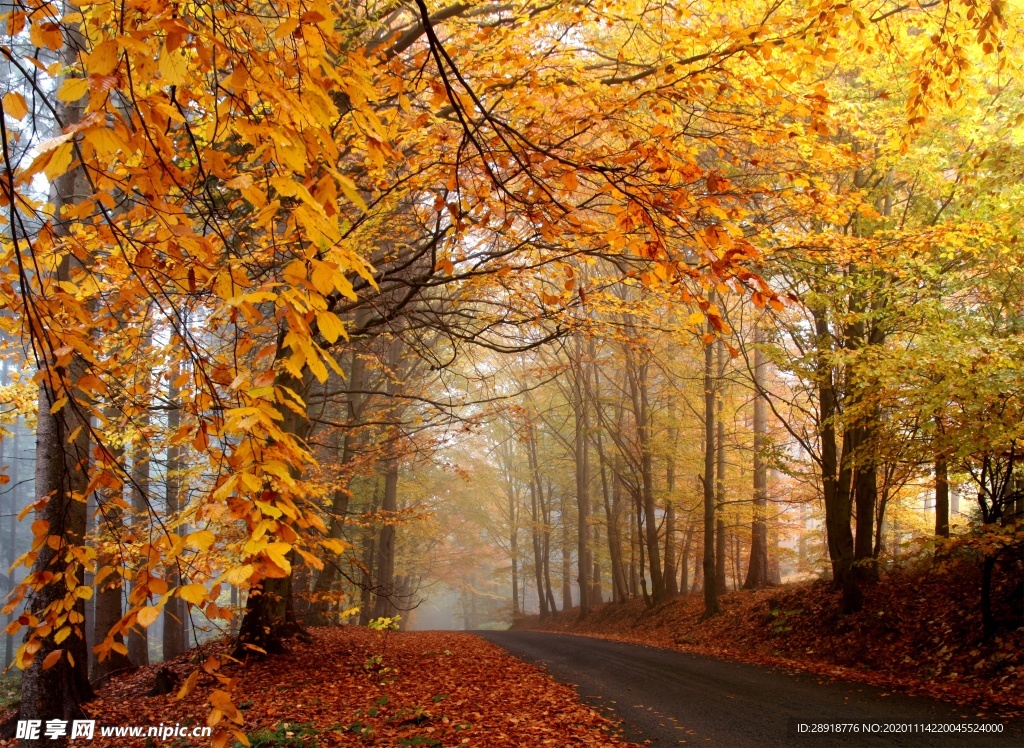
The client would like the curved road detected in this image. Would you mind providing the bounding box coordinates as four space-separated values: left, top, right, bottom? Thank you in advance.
475 631 1023 747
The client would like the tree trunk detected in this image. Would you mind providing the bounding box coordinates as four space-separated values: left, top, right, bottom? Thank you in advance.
3 411 21 669
680 522 694 595
527 429 549 620
813 309 861 613
853 447 879 579
848 264 885 579
627 353 664 603
715 519 727 592
599 433 629 603
560 491 572 612
234 357 310 658
692 533 704 594
357 481 378 629
16 76 96 737
935 452 950 538
372 459 400 620
230 586 239 636
628 490 639 597
19 368 94 734
127 407 151 666
715 339 728 593
664 419 679 598
744 337 769 589
510 512 521 617
235 565 295 657
635 490 650 606
701 326 722 618
92 409 133 682
370 336 407 623
541 480 557 616
162 374 185 660
0 363 6 669
573 342 591 618
309 339 368 622
502 439 521 619
734 534 744 590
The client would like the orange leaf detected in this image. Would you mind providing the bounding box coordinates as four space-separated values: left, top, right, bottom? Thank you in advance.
42 649 63 670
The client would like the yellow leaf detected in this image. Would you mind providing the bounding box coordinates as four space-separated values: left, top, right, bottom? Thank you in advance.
265 542 292 575
209 689 243 724
42 649 63 670
160 44 188 86
44 141 75 181
6 11 24 37
177 669 200 699
321 537 347 554
337 174 366 211
30 22 64 51
178 584 207 605
305 348 328 383
254 500 282 519
54 626 72 644
295 548 324 570
316 311 346 344
242 536 269 557
704 224 720 248
3 92 28 121
270 175 321 212
86 40 120 76
275 18 299 39
185 529 216 551
310 261 336 295
295 204 340 249
333 272 356 300
57 77 90 102
136 605 160 628
15 644 34 669
223 565 253 585
84 126 123 157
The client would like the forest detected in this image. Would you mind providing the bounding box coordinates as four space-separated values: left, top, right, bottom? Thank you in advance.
0 0 1022 746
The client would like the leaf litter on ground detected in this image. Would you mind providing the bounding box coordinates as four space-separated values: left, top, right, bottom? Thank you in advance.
2 628 641 747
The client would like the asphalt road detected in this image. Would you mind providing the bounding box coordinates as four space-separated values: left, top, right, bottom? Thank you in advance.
475 631 1023 747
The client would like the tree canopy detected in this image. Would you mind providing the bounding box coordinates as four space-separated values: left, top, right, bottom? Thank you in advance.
0 0 1021 744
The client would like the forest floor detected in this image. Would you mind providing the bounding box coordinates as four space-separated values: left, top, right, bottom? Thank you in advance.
513 558 1024 721
0 675 17 712
0 628 637 747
